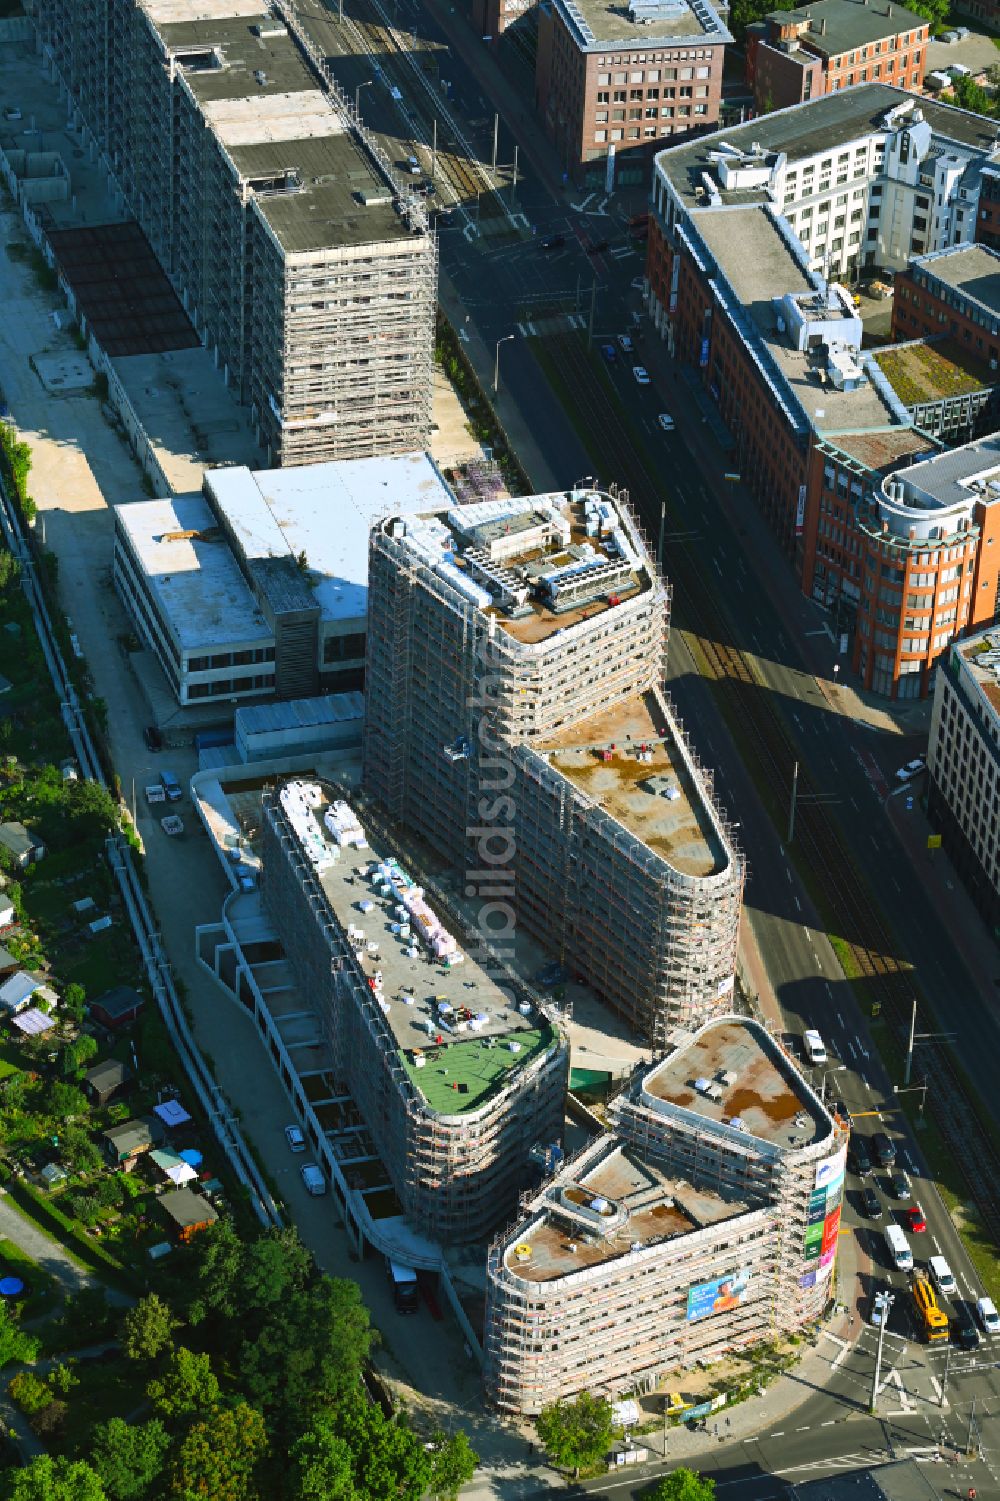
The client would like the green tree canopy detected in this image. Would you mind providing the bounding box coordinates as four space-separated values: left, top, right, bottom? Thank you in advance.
46 1082 88 1123
2 1456 106 1501
536 1391 613 1478
146 1347 220 1420
185 1222 312 1332
59 1288 115 1348
428 1430 479 1501
649 1468 717 1501
239 1279 372 1421
165 1402 266 1501
89 1418 170 1501
0 1302 40 1371
120 1295 178 1363
296 1394 432 1501
288 1414 356 1501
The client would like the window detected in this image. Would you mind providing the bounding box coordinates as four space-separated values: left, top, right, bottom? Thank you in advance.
597 90 609 102
613 89 626 101
630 69 643 81
598 71 610 84
595 129 607 142
630 87 644 99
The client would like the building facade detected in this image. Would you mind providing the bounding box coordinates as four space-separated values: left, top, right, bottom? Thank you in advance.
485 1015 847 1413
645 88 1000 697
363 489 744 1048
893 244 1000 370
260 779 569 1243
746 0 928 115
535 0 731 187
928 625 1000 932
31 0 436 467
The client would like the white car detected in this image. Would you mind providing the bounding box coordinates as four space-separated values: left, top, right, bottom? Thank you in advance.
632 365 650 385
803 1028 827 1064
618 333 634 353
870 1291 889 1327
929 1255 957 1297
894 757 926 783
657 412 675 431
284 1125 306 1153
977 1296 1000 1334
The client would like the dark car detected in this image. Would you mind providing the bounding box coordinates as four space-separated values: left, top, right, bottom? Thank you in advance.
541 234 565 250
143 725 162 752
861 1186 883 1219
952 1307 981 1350
849 1138 873 1178
872 1131 896 1168
588 239 610 254
889 1171 911 1200
420 179 436 196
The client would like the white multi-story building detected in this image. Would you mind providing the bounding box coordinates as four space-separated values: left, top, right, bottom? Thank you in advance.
485 1014 847 1414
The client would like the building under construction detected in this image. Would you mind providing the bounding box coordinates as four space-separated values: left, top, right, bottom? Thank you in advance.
259 778 569 1243
485 1015 847 1414
363 488 744 1045
29 0 436 466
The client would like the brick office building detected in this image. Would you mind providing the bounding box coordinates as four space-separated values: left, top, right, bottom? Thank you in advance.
893 244 1000 372
746 0 928 115
535 0 730 188
644 89 1000 697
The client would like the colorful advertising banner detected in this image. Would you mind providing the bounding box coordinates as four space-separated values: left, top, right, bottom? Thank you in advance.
686 1270 750 1322
814 1148 847 1191
799 1268 817 1290
821 1206 841 1260
803 1223 823 1260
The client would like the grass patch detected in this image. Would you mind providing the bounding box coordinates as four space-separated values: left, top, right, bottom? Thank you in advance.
2 1177 139 1292
0 1238 62 1321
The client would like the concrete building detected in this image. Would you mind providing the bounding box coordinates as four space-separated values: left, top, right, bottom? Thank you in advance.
31 0 437 466
363 488 744 1049
535 0 731 188
259 778 569 1242
746 0 928 115
645 88 1000 697
113 452 451 706
928 623 1000 930
485 1014 847 1413
893 245 1000 371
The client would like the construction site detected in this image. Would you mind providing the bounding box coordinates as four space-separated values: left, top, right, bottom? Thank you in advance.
363 488 745 1042
259 778 569 1244
29 0 437 466
485 1015 847 1414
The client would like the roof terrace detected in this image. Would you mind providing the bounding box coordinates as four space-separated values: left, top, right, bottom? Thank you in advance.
277 780 556 1116
503 1143 751 1282
389 492 653 647
538 690 727 878
643 1017 831 1150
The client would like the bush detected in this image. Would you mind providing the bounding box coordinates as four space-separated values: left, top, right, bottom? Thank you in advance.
30 1396 67 1439
8 1371 52 1415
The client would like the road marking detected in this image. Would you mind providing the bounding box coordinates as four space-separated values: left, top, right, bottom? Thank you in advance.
786 868 793 882
822 1420 837 1427
837 1012 844 1028
795 1425 810 1432
830 1343 851 1368
848 1040 857 1059
794 895 802 911
771 1432 784 1438
930 1376 942 1399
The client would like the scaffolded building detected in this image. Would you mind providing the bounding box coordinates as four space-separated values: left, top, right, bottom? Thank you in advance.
364 488 744 1045
260 779 569 1243
30 0 436 466
485 1015 847 1414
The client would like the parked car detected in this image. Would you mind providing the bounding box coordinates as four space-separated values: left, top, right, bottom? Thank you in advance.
284 1125 306 1153
905 1202 927 1232
657 412 675 431
300 1163 326 1195
143 725 162 752
632 365 650 385
618 334 635 354
889 1170 911 1200
159 769 182 802
861 1186 883 1219
894 757 926 783
872 1131 896 1167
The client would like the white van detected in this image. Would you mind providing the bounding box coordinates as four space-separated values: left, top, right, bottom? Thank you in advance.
300 1163 327 1196
977 1296 1000 1335
929 1255 957 1296
803 1029 827 1065
884 1223 912 1272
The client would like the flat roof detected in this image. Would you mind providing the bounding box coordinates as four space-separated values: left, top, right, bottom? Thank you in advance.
895 431 1000 508
873 339 995 406
504 1143 751 1282
114 494 270 651
644 1017 832 1149
552 0 731 51
657 86 1000 206
539 689 727 878
820 428 936 474
762 0 928 58
694 207 899 436
957 625 1000 720
910 244 1000 320
207 454 453 625
290 781 557 1116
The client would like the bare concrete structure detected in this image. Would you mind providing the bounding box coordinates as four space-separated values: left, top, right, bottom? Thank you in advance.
485 1015 847 1413
259 778 569 1242
363 489 744 1047
29 0 436 466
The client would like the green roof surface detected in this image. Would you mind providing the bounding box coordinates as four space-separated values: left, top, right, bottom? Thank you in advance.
402 1027 554 1115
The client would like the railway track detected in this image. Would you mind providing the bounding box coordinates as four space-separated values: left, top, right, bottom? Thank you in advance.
539 331 1000 1247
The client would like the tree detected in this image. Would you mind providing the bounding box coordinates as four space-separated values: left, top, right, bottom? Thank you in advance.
0 1303 40 1370
288 1415 356 1501
47 1082 87 1123
59 1124 103 1176
2 1457 106 1501
60 1288 115 1347
239 1278 372 1420
62 984 86 1024
950 73 996 118
120 1295 178 1363
8 1371 53 1415
535 1391 613 1479
428 1430 479 1501
240 1228 312 1319
649 1469 717 1501
62 1035 98 1077
321 1395 431 1501
165 1402 266 1501
90 1418 170 1501
183 1219 243 1326
146 1347 220 1419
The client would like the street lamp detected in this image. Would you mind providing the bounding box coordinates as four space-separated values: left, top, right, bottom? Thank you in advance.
494 333 515 396
870 1289 895 1414
355 79 373 117
818 1065 847 1104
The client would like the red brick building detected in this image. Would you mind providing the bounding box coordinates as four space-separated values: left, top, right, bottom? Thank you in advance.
536 0 731 188
893 243 1000 373
746 0 928 114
